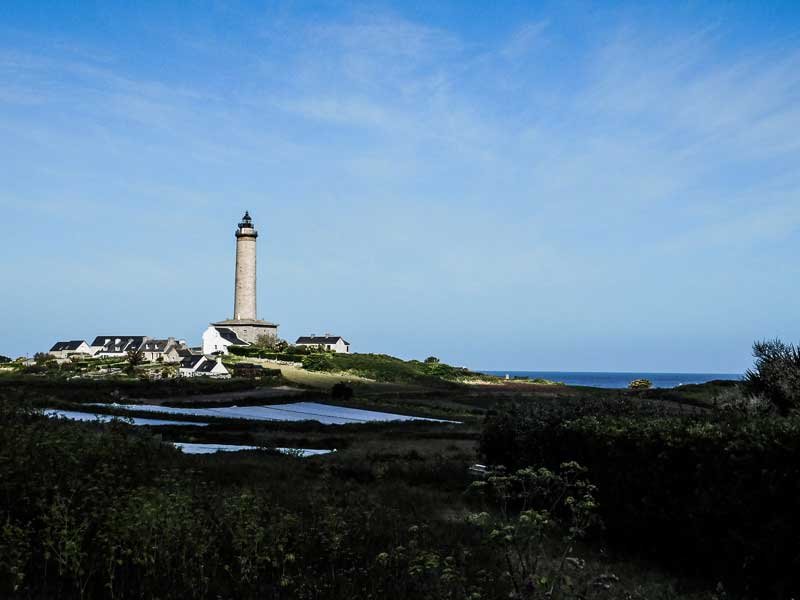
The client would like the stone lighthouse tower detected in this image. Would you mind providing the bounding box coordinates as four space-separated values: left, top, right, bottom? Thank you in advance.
233 211 258 320
203 211 278 354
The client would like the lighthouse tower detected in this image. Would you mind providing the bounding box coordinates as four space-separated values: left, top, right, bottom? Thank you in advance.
202 211 279 354
233 211 258 320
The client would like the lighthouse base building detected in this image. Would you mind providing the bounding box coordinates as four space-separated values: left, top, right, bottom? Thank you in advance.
202 212 279 355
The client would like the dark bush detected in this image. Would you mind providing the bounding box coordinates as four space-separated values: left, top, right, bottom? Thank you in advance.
480 409 800 597
331 382 354 401
744 339 800 415
228 346 307 361
0 400 546 600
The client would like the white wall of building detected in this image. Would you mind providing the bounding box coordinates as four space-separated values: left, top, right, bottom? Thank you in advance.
202 326 238 355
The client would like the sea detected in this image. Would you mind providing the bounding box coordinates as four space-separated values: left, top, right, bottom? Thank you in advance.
479 371 742 389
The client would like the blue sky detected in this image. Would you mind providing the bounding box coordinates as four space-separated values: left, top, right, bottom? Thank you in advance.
1 1 799 372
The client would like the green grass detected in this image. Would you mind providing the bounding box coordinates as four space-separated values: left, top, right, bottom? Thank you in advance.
301 352 498 386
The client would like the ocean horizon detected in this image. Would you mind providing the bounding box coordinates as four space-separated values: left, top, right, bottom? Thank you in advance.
479 371 742 389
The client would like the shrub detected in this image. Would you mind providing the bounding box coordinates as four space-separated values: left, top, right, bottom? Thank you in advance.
466 462 601 598
331 382 354 401
302 353 335 372
744 339 800 415
480 409 800 597
228 346 305 362
252 335 289 352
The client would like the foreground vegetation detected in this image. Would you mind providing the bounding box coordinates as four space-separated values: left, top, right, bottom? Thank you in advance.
1 339 798 598
0 396 707 600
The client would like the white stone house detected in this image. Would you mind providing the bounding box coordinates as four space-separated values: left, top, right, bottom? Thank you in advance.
202 326 249 355
178 355 230 378
295 334 350 354
49 340 91 359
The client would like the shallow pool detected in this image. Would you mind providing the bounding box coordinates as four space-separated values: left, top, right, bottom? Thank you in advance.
91 401 458 425
172 443 334 456
44 409 209 427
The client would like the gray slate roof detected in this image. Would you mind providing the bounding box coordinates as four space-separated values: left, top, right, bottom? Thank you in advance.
195 360 223 373
296 336 350 346
141 339 169 352
50 340 86 352
215 327 248 345
180 355 204 369
90 336 146 353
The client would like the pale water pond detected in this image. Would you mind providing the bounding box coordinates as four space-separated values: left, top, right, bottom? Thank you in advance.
172 443 334 456
44 410 333 457
87 401 458 425
44 409 210 427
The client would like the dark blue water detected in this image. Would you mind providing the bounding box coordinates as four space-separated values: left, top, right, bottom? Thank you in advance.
480 371 741 389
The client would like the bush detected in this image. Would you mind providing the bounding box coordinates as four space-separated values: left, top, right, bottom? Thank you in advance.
331 382 354 401
480 409 800 597
228 346 305 361
252 335 289 352
745 339 800 415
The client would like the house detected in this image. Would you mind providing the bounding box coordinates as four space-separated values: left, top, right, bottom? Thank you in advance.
194 358 230 378
139 338 185 363
201 326 249 355
295 334 350 354
89 336 148 358
178 355 230 378
49 340 91 359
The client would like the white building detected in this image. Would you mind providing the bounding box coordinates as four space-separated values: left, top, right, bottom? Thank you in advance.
49 340 91 359
202 326 249 355
178 355 230 378
295 334 350 353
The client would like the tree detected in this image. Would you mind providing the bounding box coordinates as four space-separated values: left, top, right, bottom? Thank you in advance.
744 339 800 415
125 348 145 374
33 352 53 365
424 356 440 364
0 355 11 364
253 335 288 352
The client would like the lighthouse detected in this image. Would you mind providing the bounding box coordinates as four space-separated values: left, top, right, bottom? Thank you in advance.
202 211 279 355
233 211 258 320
